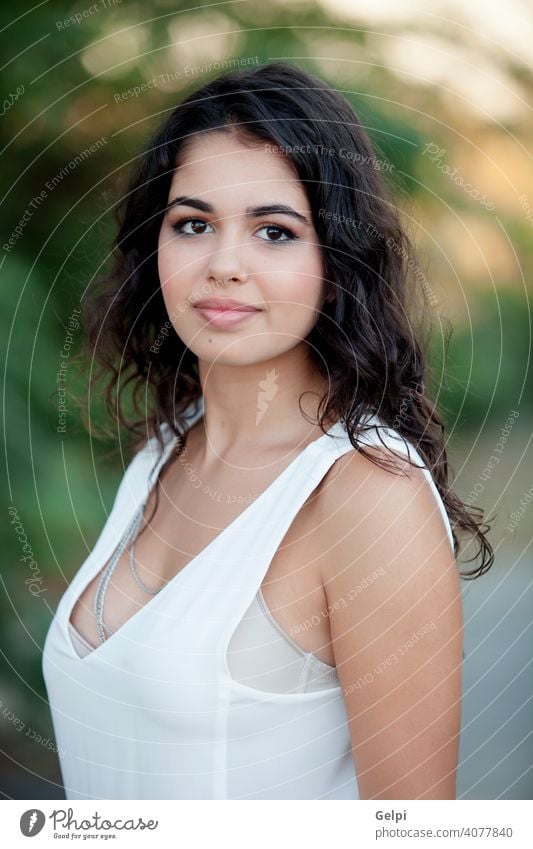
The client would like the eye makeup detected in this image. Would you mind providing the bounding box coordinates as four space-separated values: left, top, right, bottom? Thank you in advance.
170 217 299 244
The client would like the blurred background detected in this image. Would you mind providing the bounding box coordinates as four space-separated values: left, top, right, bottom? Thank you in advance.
1 0 531 800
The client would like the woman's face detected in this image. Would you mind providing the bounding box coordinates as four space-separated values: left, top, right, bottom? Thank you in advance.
157 130 329 366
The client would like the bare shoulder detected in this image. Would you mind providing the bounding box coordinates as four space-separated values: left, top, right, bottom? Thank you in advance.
315 443 463 799
315 442 456 586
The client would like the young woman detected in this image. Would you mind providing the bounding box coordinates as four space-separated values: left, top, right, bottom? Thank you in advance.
43 61 493 801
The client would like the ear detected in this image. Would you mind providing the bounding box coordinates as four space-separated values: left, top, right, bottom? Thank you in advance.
324 286 336 304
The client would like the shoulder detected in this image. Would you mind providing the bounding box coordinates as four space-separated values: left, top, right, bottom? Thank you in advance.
317 429 455 578
315 433 463 798
316 435 457 594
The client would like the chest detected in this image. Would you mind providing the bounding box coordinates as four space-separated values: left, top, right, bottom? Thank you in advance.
69 460 336 666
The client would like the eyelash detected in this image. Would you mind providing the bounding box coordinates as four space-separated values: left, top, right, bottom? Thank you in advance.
170 217 298 244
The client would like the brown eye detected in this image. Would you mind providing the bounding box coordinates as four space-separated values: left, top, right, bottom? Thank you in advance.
257 224 297 243
171 218 212 235
190 220 207 234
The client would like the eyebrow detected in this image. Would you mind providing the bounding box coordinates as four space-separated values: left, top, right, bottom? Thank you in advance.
165 195 310 225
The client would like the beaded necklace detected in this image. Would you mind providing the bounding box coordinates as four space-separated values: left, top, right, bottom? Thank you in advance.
93 503 165 644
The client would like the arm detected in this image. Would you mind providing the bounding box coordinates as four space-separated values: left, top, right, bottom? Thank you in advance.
318 449 463 799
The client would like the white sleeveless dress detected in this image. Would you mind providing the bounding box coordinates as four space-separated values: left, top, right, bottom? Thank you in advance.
68 584 341 693
42 402 455 800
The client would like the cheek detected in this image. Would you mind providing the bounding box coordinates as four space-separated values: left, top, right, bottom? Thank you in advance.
272 248 325 313
158 237 177 287
158 234 212 302
157 242 190 312
265 286 325 346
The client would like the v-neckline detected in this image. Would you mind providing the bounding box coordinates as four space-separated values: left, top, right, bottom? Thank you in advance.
63 415 347 663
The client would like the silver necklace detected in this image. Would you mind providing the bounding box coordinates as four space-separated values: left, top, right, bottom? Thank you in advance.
93 503 165 644
128 513 165 596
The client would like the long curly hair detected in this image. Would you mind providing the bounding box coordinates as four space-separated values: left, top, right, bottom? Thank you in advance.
82 60 494 579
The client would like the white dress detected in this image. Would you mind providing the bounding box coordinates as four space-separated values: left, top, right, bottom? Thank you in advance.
68 584 341 694
42 402 455 799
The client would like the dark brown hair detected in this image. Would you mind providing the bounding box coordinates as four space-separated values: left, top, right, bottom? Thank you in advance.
82 61 494 579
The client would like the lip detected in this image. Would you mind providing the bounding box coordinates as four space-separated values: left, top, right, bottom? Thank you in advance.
194 305 262 329
193 298 261 311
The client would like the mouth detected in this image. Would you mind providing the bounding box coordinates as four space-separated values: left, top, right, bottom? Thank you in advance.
193 304 262 329
193 298 261 311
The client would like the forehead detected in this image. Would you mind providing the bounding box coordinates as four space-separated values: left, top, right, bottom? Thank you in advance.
168 131 308 206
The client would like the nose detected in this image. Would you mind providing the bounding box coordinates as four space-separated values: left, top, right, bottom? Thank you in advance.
206 231 249 288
